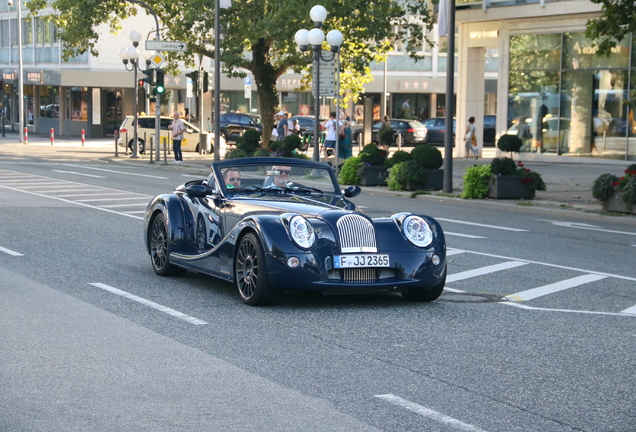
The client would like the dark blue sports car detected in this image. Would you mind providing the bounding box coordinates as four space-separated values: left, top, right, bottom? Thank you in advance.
144 158 447 305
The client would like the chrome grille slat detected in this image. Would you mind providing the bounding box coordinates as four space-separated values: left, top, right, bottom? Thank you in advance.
343 268 377 283
336 214 377 253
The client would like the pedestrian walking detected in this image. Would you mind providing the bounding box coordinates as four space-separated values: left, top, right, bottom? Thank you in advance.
464 116 478 160
379 115 392 151
338 119 353 160
276 110 288 141
168 111 185 163
322 112 339 161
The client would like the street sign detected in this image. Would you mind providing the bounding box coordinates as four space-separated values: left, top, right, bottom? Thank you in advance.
186 78 193 98
313 57 335 97
244 77 252 98
244 77 252 86
145 40 188 52
149 52 165 68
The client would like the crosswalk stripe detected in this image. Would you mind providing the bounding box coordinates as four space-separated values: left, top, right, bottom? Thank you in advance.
506 274 607 302
446 261 528 283
446 249 466 256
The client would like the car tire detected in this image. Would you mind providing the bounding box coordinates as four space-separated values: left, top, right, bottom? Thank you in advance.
235 232 279 306
128 139 146 154
149 213 186 277
402 269 446 302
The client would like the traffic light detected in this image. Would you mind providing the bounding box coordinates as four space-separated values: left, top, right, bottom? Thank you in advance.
155 69 165 94
185 71 199 95
138 79 145 88
141 67 154 85
202 71 209 93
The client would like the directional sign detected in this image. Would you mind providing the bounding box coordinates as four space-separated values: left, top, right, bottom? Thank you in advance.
145 40 188 52
312 57 336 97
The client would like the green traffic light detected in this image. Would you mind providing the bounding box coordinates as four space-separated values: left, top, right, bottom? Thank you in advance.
156 86 165 94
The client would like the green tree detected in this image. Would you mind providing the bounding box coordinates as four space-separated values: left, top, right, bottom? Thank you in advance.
585 0 635 55
27 0 435 146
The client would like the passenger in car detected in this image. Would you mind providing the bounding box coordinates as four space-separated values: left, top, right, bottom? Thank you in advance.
223 168 242 189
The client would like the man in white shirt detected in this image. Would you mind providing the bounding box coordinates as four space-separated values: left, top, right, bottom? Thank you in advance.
168 112 185 163
322 111 340 161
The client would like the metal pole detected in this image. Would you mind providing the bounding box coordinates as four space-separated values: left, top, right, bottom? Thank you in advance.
335 52 340 174
132 61 139 158
213 0 221 162
443 0 455 194
314 50 320 162
198 53 204 155
17 0 24 143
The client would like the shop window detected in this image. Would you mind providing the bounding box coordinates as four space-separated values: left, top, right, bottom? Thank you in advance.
510 34 561 71
67 87 88 121
563 33 629 70
39 86 60 118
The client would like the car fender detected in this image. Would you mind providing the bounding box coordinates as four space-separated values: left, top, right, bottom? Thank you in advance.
144 193 190 254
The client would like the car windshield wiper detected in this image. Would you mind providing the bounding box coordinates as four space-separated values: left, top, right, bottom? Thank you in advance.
238 185 266 192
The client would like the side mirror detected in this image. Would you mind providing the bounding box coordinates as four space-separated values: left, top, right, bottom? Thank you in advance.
185 185 210 198
342 186 361 198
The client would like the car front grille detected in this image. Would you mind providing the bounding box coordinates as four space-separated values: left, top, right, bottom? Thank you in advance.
336 214 377 253
343 268 376 283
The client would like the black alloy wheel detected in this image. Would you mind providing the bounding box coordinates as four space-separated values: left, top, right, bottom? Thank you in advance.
128 139 146 154
149 213 186 276
235 233 278 306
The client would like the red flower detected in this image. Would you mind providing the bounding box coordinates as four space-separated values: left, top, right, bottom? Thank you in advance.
625 169 630 173
613 182 620 186
525 168 531 173
517 161 523 166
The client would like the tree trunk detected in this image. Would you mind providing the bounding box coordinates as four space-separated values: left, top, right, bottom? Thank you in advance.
251 38 281 149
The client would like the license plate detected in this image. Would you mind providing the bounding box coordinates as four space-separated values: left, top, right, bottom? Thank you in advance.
333 254 390 269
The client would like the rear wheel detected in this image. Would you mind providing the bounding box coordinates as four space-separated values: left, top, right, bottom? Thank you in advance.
149 213 186 276
402 269 446 302
128 139 146 154
235 233 279 306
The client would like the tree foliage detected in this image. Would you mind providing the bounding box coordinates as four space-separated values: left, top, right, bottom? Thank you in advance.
27 0 435 145
585 0 635 55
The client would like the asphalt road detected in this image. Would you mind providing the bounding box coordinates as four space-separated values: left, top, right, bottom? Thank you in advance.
1 147 635 432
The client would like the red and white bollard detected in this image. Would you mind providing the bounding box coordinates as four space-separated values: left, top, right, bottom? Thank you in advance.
50 128 55 146
81 129 85 146
24 127 28 144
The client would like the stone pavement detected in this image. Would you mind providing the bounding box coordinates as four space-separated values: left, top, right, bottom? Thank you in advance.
1 131 633 217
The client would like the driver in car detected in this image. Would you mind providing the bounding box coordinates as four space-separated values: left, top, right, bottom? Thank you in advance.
223 168 242 190
272 165 292 187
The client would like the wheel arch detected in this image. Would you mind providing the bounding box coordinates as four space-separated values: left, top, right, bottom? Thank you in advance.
144 194 188 255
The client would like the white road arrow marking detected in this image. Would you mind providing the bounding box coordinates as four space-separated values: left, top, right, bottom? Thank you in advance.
436 217 528 232
538 219 636 236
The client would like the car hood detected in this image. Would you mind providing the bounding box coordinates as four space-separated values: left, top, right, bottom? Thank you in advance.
229 193 356 217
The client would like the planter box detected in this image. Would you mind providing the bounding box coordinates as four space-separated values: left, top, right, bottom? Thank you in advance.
401 170 444 191
603 195 636 214
360 166 388 186
487 175 535 199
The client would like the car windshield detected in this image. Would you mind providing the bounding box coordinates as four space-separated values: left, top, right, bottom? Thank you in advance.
218 162 339 195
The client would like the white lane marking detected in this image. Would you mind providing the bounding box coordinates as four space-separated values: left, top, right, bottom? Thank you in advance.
620 304 636 315
55 192 130 198
101 203 148 208
444 287 465 293
52 169 106 178
124 210 146 214
63 164 169 179
182 174 203 178
444 232 487 239
454 248 636 282
446 261 528 283
375 394 489 432
75 196 149 202
538 219 636 237
446 249 466 256
436 217 528 232
14 184 79 189
89 283 208 325
0 246 23 256
502 302 636 317
0 184 144 220
506 274 607 302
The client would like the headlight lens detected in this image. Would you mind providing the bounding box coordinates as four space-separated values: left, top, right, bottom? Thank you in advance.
403 215 433 247
289 216 316 249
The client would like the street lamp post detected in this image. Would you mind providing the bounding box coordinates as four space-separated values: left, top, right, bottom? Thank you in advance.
119 30 152 159
295 5 342 164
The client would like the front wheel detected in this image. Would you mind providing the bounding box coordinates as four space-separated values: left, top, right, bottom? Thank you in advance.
149 213 186 276
128 139 146 154
402 269 446 302
235 233 279 306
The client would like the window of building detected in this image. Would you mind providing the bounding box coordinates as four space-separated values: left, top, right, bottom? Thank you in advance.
67 87 88 121
39 86 60 118
0 21 7 48
10 18 17 46
22 18 33 45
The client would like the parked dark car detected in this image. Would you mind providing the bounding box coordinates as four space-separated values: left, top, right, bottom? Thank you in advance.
422 117 456 145
484 115 496 146
288 115 317 135
352 119 427 146
144 158 447 306
219 113 262 142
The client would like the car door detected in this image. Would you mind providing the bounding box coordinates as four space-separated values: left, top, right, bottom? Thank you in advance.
224 114 243 141
180 120 200 152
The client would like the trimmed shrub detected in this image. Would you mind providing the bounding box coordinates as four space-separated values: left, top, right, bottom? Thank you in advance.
490 157 517 176
387 150 412 168
225 148 248 159
339 156 363 185
410 144 443 169
388 160 427 191
254 147 271 158
461 164 492 199
359 144 388 166
497 134 522 154
591 173 619 202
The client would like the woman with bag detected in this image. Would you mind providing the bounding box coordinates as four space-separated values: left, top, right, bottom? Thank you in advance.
464 116 478 160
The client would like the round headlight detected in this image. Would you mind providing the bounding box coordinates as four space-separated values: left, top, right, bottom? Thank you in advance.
403 216 433 247
289 216 316 249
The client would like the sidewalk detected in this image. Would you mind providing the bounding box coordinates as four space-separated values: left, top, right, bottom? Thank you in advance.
1 131 633 217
